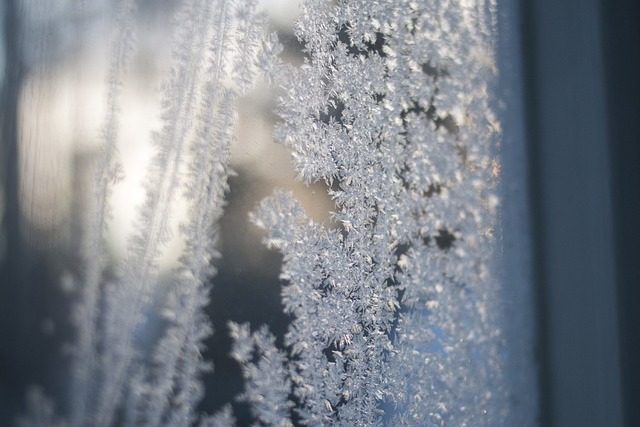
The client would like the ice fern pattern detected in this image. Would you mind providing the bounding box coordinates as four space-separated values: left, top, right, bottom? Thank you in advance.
235 0 507 425
17 0 513 425
18 0 269 426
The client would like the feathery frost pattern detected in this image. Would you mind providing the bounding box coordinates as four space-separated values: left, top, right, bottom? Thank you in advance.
70 1 135 425
19 0 269 426
19 0 516 425
240 0 507 425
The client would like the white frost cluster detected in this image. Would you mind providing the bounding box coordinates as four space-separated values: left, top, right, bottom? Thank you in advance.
18 0 269 426
237 0 507 425
18 0 514 425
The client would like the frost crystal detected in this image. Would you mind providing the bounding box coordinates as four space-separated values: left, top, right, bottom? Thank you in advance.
16 0 516 425
18 0 270 426
240 0 507 425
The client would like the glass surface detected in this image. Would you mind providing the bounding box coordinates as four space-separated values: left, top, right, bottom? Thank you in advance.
0 1 539 425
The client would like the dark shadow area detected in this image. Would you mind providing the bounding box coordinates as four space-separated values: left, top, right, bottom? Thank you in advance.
601 0 640 425
199 171 292 426
522 0 639 425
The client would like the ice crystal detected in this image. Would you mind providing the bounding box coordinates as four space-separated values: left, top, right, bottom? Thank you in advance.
238 0 507 425
15 0 519 425
18 0 270 426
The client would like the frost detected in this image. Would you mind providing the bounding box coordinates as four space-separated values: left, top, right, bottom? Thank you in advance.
17 0 518 425
19 0 270 426
230 322 294 427
237 0 508 425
